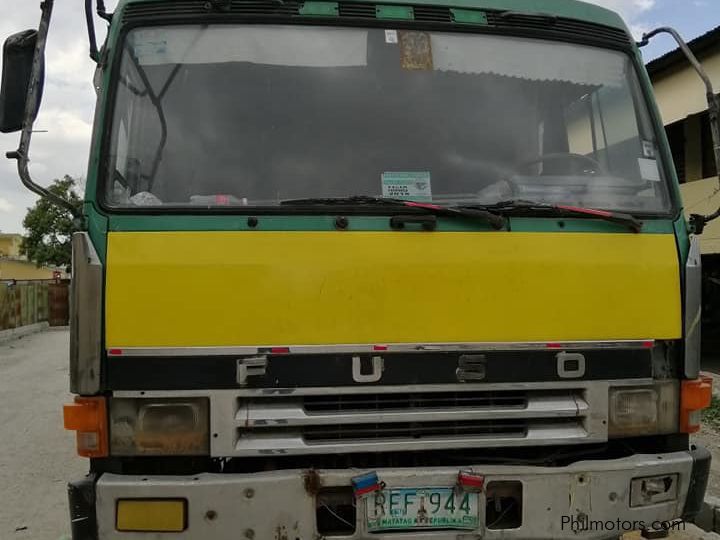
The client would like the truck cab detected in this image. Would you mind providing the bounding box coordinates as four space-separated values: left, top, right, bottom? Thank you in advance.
1 0 715 538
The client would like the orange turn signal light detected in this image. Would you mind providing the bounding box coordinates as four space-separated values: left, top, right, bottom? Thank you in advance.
63 397 108 458
680 376 713 433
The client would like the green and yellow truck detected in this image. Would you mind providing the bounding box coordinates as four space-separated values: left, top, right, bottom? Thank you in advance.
2 0 719 538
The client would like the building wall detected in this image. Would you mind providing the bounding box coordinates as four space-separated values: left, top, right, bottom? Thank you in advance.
0 234 23 258
652 50 720 126
651 43 720 254
0 259 55 280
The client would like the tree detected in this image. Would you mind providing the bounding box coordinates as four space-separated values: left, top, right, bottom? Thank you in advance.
21 175 82 268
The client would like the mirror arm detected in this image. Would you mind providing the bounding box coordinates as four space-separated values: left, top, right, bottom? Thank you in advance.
97 0 113 23
86 0 113 63
640 27 720 235
85 0 99 62
5 0 80 219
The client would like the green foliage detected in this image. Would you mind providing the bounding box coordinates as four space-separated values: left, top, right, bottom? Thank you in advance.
702 395 720 431
20 175 82 268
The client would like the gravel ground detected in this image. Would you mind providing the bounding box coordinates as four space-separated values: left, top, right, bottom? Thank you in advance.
0 329 718 539
693 371 720 500
0 329 86 540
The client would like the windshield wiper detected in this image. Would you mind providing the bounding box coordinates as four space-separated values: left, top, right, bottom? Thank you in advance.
479 200 643 232
280 196 507 230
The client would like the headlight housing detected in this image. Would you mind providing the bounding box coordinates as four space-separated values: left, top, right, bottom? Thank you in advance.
110 397 210 456
608 381 678 437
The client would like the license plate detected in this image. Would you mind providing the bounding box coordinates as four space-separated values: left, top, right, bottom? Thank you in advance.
365 488 480 532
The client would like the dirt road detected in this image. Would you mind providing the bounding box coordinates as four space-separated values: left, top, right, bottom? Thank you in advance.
0 329 717 539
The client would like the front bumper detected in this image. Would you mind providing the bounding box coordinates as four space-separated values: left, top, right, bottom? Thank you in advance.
72 448 710 540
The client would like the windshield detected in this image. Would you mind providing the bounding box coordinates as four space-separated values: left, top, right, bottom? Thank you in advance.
104 25 672 214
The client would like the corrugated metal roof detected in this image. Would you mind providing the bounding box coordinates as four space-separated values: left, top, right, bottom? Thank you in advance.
647 25 720 78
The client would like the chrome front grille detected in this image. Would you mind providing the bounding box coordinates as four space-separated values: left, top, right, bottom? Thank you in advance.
226 386 605 456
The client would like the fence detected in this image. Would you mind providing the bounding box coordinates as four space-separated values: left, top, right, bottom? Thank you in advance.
0 280 69 331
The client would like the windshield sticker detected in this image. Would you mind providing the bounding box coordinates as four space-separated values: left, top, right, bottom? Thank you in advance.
399 31 433 70
382 172 432 201
642 140 656 158
385 30 398 44
133 40 169 63
638 158 661 182
131 29 170 63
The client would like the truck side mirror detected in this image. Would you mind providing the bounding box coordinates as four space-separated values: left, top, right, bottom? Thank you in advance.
640 27 720 234
3 0 79 219
0 29 44 134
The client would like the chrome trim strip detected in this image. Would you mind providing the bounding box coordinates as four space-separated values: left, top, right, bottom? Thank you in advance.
231 423 591 456
111 379 653 398
108 340 654 357
237 393 588 427
70 232 103 394
684 236 702 378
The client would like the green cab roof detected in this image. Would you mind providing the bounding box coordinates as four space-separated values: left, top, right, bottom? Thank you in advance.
116 0 630 33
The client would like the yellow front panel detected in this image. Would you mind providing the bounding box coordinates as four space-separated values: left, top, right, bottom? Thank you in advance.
116 499 186 532
106 231 681 347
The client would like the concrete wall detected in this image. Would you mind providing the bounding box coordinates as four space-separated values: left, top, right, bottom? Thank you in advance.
0 259 55 280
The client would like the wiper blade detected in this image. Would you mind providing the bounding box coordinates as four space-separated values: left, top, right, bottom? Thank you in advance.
280 195 405 207
280 196 507 229
482 200 643 232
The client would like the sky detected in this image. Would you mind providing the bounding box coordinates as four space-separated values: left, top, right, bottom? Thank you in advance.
0 0 718 233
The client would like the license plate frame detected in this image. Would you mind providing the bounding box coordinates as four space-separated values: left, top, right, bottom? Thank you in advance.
365 487 480 532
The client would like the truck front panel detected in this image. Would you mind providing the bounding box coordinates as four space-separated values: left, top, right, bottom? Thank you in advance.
105 230 681 348
58 0 713 538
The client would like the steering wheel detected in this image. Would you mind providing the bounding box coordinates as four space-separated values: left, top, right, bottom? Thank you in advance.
519 152 607 176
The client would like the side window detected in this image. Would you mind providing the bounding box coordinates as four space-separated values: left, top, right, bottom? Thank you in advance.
107 49 162 204
565 94 604 160
565 84 647 180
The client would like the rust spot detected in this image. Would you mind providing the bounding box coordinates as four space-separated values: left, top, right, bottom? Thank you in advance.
275 525 289 540
303 469 322 495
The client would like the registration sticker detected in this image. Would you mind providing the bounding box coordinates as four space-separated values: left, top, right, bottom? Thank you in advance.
638 158 661 182
366 487 479 531
382 171 432 201
399 31 433 70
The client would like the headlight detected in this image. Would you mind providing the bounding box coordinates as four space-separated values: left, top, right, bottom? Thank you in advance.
110 397 209 456
608 381 678 437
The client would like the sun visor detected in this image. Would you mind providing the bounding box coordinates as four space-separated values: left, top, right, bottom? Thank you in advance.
130 26 368 67
430 34 626 87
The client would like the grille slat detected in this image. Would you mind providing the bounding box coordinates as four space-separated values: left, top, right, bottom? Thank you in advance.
121 1 632 48
302 419 530 441
303 391 527 412
229 387 594 455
